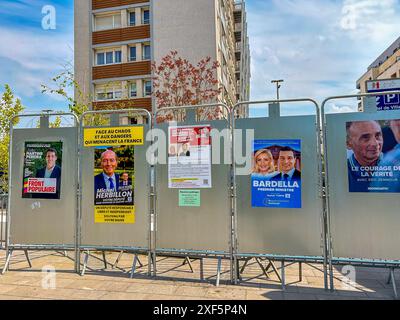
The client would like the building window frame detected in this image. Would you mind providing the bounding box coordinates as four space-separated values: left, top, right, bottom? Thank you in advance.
129 11 136 26
129 46 137 62
94 13 122 31
96 86 122 101
142 9 150 25
143 44 151 60
130 82 138 98
96 49 122 66
143 80 152 97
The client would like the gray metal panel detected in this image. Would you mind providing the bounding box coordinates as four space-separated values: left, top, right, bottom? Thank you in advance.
326 110 400 261
235 116 323 257
80 124 149 248
9 128 78 246
155 120 231 253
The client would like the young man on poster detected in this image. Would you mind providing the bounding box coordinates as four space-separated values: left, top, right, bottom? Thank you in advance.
272 147 301 181
94 150 120 192
32 147 62 199
346 121 384 192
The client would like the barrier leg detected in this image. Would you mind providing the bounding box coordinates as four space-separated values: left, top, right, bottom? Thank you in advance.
137 255 143 268
255 258 270 280
200 258 204 281
236 259 242 283
281 261 286 291
390 268 398 300
1 250 13 274
102 251 107 269
216 257 222 287
64 251 67 257
113 251 124 269
240 258 250 274
387 269 392 284
299 262 303 282
24 250 32 268
183 257 194 273
130 254 138 279
267 260 282 283
81 251 90 276
152 252 157 277
147 252 152 277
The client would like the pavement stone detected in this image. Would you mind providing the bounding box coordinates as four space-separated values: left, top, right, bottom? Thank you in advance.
0 250 398 300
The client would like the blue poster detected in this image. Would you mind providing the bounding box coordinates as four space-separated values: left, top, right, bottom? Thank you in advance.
251 139 302 209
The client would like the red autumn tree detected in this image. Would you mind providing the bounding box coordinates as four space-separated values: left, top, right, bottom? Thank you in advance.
152 50 223 122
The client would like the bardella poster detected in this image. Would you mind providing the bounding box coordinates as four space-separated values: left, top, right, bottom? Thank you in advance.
168 125 212 189
346 119 400 193
22 142 63 200
251 140 302 208
94 146 135 223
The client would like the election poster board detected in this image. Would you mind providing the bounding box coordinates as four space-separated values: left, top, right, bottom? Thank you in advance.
346 119 400 193
22 141 63 200
168 125 212 189
251 139 302 208
83 126 144 224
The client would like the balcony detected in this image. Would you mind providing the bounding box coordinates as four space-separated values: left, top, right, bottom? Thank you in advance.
92 0 149 10
93 25 150 45
93 61 151 80
93 98 152 111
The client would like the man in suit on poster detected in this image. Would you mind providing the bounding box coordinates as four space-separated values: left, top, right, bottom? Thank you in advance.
94 149 120 193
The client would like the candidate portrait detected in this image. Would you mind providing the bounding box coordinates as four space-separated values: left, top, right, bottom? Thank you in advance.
34 148 62 199
94 149 120 193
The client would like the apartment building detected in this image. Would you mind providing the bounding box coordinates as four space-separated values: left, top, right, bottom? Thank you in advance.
74 0 251 118
357 36 400 94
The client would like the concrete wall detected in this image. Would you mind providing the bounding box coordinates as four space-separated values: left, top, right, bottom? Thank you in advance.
152 0 217 65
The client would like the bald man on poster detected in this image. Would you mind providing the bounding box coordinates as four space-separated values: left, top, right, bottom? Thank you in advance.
346 120 384 192
94 150 120 193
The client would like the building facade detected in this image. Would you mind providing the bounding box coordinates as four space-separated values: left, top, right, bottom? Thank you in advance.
357 36 400 94
74 0 251 117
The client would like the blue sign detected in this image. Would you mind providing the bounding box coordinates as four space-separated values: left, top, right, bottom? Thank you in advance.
251 139 302 209
367 79 400 111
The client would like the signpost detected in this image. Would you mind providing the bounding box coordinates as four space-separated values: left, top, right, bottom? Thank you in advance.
366 79 400 111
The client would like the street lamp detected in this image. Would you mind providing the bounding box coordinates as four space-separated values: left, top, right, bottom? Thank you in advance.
271 79 284 100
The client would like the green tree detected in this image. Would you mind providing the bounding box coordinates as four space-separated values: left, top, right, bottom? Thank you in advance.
0 85 25 192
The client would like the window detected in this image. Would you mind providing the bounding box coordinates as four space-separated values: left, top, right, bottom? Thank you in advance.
115 51 122 63
130 82 137 97
96 50 122 66
129 12 136 26
143 44 151 60
142 9 150 24
95 14 121 31
144 80 152 96
97 53 105 65
106 52 113 64
130 46 137 62
96 85 122 101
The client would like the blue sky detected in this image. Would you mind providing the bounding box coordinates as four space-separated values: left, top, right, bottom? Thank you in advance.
0 0 400 116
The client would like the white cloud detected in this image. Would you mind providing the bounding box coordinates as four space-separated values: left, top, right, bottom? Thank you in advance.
340 0 400 41
0 26 73 98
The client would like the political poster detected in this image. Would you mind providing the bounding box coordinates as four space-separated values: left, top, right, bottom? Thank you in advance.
94 145 135 224
346 119 400 193
251 139 302 208
168 125 212 189
22 142 63 200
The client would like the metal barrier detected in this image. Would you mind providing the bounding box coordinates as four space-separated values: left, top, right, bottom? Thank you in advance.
154 103 232 285
322 91 400 297
232 99 327 289
0 194 7 250
78 109 152 277
2 112 79 274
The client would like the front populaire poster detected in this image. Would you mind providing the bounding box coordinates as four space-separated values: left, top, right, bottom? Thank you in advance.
94 145 135 223
168 125 212 189
346 119 400 193
22 141 63 200
251 139 302 208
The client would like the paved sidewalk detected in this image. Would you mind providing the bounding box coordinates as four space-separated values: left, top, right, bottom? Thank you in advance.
0 250 397 300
